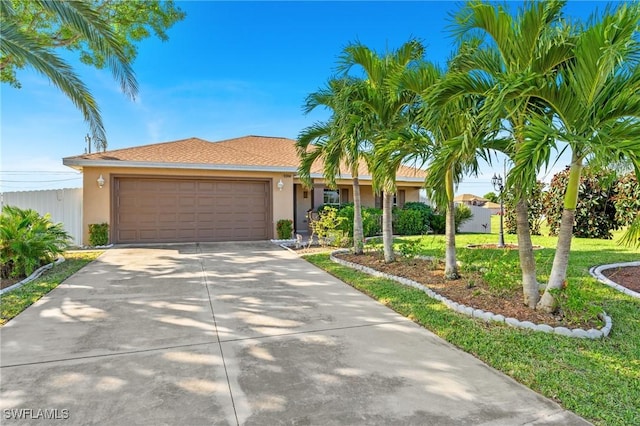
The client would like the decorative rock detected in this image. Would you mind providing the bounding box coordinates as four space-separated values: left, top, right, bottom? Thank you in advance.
602 324 612 336
505 317 521 327
519 321 537 331
536 324 554 333
491 314 505 323
472 309 485 317
586 329 603 339
554 327 573 337
462 306 474 316
571 329 590 339
477 311 493 322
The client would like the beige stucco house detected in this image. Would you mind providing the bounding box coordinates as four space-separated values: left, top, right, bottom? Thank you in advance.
63 135 426 245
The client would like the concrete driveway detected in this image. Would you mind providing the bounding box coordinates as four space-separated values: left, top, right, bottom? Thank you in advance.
0 242 588 425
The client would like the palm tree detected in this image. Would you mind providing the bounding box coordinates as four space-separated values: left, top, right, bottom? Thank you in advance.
519 3 640 312
423 94 504 280
444 0 574 307
0 0 138 149
338 39 426 263
297 78 370 254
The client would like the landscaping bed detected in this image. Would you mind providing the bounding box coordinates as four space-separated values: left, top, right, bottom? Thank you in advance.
337 252 600 329
601 265 640 292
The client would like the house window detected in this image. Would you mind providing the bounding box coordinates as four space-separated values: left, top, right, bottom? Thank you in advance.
323 189 340 205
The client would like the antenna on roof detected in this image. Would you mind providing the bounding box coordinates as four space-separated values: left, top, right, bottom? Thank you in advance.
85 134 91 154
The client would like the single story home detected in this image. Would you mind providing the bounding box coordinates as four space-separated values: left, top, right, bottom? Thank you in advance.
63 135 427 245
453 193 490 206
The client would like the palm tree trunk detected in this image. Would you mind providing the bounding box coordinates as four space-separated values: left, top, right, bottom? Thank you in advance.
537 158 582 313
515 198 539 308
352 177 364 255
444 169 459 279
445 200 459 280
382 190 395 263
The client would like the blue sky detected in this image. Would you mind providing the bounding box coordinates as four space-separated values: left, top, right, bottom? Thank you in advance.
1 1 606 195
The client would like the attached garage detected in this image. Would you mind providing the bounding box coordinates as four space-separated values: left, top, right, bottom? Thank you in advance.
113 177 271 243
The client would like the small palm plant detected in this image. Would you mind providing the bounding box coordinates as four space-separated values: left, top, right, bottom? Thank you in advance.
0 206 71 279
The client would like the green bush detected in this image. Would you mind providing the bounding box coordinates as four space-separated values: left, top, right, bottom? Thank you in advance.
330 204 381 238
430 213 446 234
0 205 70 279
88 223 109 246
276 219 294 239
310 207 348 247
394 209 426 235
613 172 640 227
543 167 619 239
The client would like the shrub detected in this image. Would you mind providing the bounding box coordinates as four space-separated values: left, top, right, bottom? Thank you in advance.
430 213 446 234
88 223 109 246
402 202 432 229
612 172 640 227
543 167 619 239
0 205 70 279
331 205 381 238
310 207 348 247
394 209 426 235
362 207 382 237
276 219 294 239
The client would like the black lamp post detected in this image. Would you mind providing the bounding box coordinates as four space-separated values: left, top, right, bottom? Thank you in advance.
491 173 505 248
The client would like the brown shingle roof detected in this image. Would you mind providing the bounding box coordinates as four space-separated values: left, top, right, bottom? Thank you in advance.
453 193 488 202
63 135 426 180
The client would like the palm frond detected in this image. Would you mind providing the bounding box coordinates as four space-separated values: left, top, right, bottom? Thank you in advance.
0 19 106 143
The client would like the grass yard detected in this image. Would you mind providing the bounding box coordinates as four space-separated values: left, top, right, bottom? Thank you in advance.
304 223 639 426
0 250 103 325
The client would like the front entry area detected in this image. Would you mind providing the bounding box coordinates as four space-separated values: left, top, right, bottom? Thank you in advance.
113 177 271 243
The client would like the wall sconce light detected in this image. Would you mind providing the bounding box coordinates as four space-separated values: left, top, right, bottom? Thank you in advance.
97 174 105 189
277 179 284 191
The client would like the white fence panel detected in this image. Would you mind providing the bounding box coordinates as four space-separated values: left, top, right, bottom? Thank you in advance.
456 203 492 233
1 188 83 245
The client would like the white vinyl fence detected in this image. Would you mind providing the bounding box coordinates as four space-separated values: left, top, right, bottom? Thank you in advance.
456 203 493 234
1 188 83 245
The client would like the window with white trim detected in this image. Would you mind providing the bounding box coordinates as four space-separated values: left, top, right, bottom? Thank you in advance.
323 189 340 205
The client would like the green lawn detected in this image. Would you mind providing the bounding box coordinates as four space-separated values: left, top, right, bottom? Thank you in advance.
1 250 103 325
304 223 639 426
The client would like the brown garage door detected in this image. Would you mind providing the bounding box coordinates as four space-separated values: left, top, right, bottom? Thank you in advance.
114 177 271 243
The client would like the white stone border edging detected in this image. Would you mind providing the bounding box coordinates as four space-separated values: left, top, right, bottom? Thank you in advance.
330 249 611 339
0 257 65 296
589 261 640 299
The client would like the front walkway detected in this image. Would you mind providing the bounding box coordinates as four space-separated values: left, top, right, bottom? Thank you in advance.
0 242 589 425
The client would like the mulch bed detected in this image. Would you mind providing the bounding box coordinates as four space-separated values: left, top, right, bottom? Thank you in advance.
601 266 640 293
336 252 601 329
1 277 21 290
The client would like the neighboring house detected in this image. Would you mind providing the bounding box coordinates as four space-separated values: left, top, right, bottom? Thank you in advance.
482 201 502 215
63 135 426 245
453 193 490 207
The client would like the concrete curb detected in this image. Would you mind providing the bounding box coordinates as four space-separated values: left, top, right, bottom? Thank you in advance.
330 249 611 339
0 257 65 296
589 261 640 300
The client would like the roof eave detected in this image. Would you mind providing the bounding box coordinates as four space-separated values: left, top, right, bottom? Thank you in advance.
62 158 298 173
307 172 425 184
